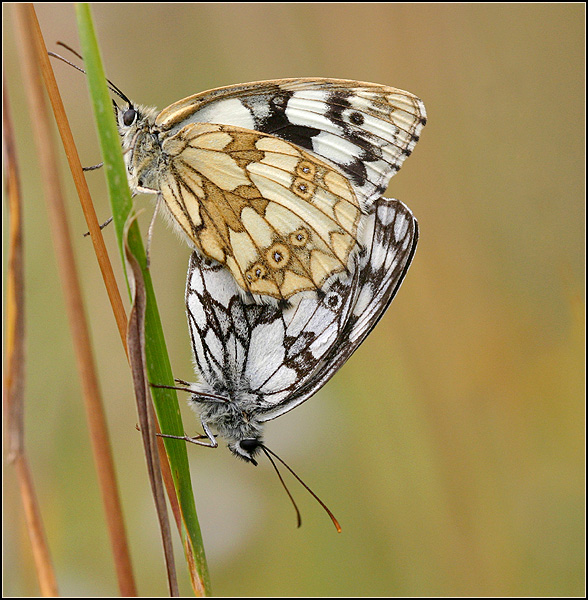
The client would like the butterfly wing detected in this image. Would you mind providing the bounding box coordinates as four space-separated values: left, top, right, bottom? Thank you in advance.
186 254 264 398
257 196 418 422
156 78 426 212
161 122 362 300
186 197 418 422
185 250 360 408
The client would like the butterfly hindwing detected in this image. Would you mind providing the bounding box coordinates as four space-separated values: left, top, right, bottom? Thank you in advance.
185 196 418 430
156 78 426 212
259 197 418 421
186 250 358 409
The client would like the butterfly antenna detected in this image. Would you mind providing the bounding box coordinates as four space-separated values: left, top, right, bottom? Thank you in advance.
260 445 302 528
47 51 86 76
260 444 342 532
51 41 134 107
56 40 84 61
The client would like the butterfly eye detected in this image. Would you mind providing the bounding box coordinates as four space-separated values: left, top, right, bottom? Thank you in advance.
239 438 261 464
240 438 260 453
122 107 137 126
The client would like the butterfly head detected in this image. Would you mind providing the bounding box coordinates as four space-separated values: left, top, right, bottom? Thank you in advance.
229 437 263 466
114 100 161 193
191 394 266 465
115 100 158 137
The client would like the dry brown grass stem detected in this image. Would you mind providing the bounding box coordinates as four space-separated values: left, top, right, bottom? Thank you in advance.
23 5 129 355
3 77 59 598
125 218 179 596
13 4 137 596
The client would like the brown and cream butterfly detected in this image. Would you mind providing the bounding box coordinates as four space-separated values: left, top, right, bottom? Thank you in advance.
116 78 426 301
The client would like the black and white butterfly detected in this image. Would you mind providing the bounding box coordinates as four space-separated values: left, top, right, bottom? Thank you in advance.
116 78 426 301
180 196 418 463
50 46 426 301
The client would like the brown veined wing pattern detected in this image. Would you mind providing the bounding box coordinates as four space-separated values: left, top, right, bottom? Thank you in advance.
117 78 426 300
157 123 361 299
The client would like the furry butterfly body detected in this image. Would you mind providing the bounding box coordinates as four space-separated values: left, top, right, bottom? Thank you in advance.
183 196 418 462
117 78 426 300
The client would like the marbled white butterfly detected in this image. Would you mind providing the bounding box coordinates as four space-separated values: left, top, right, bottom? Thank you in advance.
117 79 426 301
180 196 418 463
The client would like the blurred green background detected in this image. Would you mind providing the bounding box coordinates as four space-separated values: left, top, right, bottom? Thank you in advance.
3 3 584 597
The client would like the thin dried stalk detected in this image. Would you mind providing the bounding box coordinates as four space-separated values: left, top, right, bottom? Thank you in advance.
22 5 129 353
3 77 59 598
74 4 211 594
14 4 137 596
125 216 179 596
2 79 25 462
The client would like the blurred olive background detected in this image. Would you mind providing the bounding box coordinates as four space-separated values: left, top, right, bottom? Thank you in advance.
3 3 584 597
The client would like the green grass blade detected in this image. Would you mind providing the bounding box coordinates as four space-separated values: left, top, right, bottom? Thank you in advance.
74 3 210 594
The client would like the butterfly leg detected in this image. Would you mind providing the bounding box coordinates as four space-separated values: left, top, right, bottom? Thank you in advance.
200 420 218 448
157 419 218 448
82 161 104 171
83 216 113 237
145 194 162 269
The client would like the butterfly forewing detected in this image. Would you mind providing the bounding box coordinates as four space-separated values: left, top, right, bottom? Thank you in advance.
343 197 418 343
161 122 362 300
120 78 425 301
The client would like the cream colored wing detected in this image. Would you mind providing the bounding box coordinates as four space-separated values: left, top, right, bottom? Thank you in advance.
158 123 361 299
